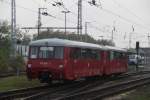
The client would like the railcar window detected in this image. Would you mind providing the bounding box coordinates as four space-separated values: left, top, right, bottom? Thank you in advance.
39 47 54 58
110 51 114 60
120 53 126 59
90 50 100 60
114 52 120 59
30 47 38 59
71 48 100 60
81 49 88 59
71 48 81 59
54 47 64 59
110 52 125 59
118 53 123 59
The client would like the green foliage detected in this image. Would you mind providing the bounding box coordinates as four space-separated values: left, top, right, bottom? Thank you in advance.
21 33 31 45
125 85 150 100
0 23 11 72
96 39 115 46
33 29 115 46
0 20 26 73
0 21 11 34
9 55 25 72
0 76 42 92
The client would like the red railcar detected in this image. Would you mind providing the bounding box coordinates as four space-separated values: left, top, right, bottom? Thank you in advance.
103 46 128 75
26 38 128 83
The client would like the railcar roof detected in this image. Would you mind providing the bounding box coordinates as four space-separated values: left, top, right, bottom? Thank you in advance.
29 38 106 50
30 38 127 52
105 46 127 52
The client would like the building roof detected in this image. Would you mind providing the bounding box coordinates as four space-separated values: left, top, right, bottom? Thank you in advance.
30 38 126 52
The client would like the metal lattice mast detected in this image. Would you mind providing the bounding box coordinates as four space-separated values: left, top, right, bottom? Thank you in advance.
11 0 16 57
37 8 47 38
77 0 82 41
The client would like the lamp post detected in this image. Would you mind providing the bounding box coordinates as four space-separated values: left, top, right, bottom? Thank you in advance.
61 10 70 36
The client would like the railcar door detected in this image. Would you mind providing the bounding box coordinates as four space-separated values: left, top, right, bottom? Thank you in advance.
110 51 119 74
103 51 111 75
70 48 89 79
117 52 128 73
104 50 117 75
88 49 102 76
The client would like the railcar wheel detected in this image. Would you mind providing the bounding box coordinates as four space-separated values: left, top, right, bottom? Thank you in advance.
85 76 100 81
39 72 52 83
61 79 73 84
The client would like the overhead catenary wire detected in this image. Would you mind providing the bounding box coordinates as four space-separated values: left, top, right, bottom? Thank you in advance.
2 0 77 27
86 0 150 32
31 0 40 7
112 0 150 28
2 0 149 46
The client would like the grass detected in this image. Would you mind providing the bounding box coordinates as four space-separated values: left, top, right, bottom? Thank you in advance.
103 85 150 100
0 75 43 92
124 85 150 100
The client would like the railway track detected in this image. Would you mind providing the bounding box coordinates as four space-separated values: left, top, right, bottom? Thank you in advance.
0 81 85 100
58 73 150 100
1 71 150 100
0 85 50 100
22 71 150 100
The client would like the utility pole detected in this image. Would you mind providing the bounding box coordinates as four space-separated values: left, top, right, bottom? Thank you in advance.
11 0 16 57
129 33 132 48
148 33 150 47
85 22 90 41
129 25 134 48
136 41 139 71
38 8 47 37
61 10 70 36
99 36 104 45
85 22 90 35
111 21 116 41
77 0 82 41
111 29 114 41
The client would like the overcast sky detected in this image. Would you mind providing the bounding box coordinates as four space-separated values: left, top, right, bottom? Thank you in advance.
0 0 150 48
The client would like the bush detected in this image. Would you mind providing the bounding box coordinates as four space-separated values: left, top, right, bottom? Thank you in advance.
9 55 25 73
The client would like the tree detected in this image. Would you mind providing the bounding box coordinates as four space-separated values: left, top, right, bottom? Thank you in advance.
20 33 31 45
96 39 115 46
33 30 115 46
0 21 11 73
0 20 25 73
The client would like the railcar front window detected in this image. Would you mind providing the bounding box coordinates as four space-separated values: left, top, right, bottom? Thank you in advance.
30 47 38 59
39 47 54 58
39 47 64 59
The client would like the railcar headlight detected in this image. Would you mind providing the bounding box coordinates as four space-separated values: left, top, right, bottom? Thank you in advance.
28 64 32 68
59 65 63 68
